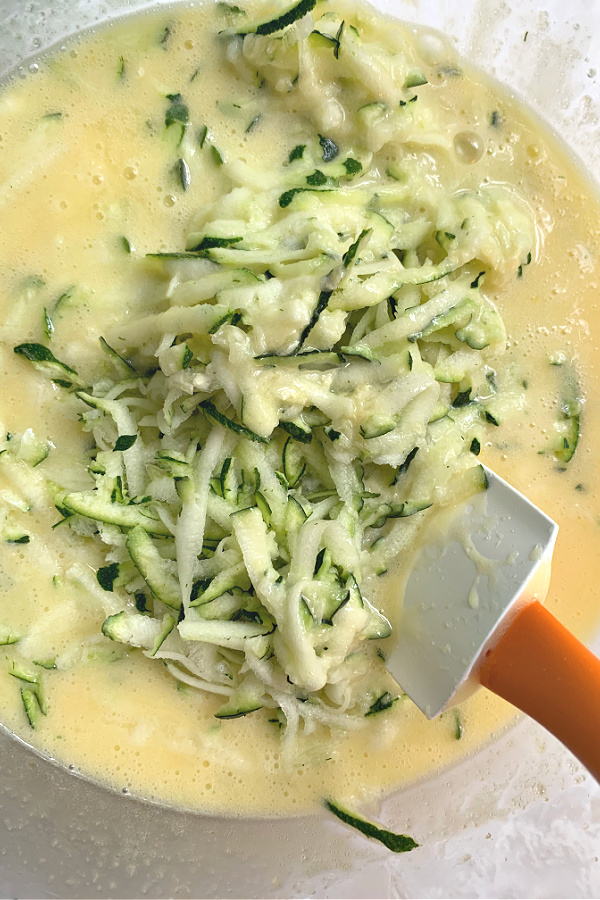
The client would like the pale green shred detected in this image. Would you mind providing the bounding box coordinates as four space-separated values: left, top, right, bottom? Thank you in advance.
6 0 534 746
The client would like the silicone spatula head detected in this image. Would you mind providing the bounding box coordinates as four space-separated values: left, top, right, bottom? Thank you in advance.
385 466 559 718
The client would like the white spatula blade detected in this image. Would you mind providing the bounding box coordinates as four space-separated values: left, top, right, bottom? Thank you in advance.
386 466 558 718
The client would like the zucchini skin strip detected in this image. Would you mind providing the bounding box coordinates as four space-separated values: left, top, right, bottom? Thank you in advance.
325 800 419 853
238 0 317 37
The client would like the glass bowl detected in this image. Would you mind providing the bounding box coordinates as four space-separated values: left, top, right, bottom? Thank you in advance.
1 1 599 896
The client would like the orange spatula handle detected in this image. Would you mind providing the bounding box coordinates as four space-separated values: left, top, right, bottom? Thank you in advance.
478 601 600 781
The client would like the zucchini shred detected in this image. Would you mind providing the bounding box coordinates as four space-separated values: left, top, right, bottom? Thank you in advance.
4 0 539 753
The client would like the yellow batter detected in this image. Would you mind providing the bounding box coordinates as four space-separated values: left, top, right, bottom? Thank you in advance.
0 0 599 816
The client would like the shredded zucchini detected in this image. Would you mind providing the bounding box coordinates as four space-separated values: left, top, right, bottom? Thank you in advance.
8 0 535 751
325 800 418 853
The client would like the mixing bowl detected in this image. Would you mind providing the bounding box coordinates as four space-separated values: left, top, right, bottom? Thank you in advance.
1 0 600 896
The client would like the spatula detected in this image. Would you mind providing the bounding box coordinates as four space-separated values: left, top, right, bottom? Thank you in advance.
386 466 600 781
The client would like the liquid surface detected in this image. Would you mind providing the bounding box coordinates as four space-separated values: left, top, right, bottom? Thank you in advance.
0 1 599 816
